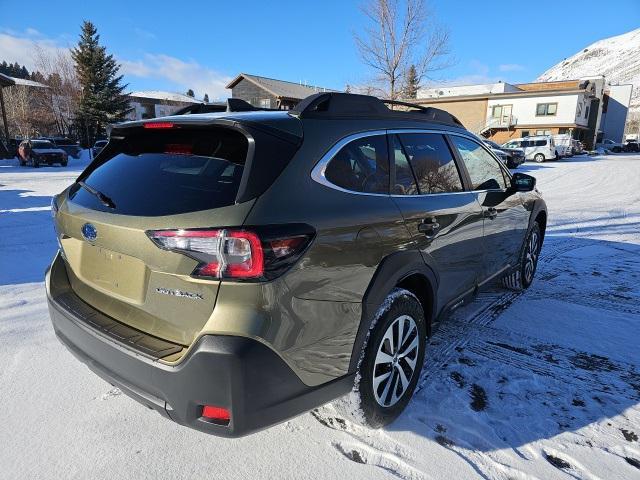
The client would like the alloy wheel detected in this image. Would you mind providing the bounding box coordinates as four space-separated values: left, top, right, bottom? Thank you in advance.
524 230 540 283
372 314 419 407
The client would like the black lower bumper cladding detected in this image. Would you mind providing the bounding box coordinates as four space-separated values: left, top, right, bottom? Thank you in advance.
46 254 353 437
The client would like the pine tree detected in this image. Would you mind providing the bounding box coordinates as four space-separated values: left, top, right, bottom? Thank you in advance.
186 89 195 97
404 65 419 99
203 93 209 103
19 66 29 79
71 21 129 145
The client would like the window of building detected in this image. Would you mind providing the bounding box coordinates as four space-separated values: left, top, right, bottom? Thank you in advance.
521 130 530 138
491 105 502 119
536 103 557 116
324 135 389 194
535 129 552 136
396 133 464 194
260 98 271 109
450 136 508 191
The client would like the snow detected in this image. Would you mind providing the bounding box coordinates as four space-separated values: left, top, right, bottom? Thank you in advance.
537 28 640 113
1 152 640 479
129 90 201 103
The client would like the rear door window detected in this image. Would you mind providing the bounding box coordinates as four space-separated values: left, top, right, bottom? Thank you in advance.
69 128 248 216
396 133 464 194
324 135 389 194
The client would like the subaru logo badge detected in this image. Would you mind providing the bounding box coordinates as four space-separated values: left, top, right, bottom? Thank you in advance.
81 223 97 242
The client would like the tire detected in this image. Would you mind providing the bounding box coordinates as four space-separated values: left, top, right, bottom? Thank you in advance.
355 289 427 428
534 153 545 163
612 147 622 153
502 222 542 291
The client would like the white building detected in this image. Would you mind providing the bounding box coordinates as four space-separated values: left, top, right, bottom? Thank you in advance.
126 91 201 121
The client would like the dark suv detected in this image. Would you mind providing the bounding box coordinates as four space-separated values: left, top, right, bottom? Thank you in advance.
46 93 546 437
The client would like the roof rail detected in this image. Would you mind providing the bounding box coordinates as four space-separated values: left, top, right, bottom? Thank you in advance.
290 92 464 128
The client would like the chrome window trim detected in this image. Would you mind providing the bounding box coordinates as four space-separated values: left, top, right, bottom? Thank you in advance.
310 127 511 197
310 130 389 197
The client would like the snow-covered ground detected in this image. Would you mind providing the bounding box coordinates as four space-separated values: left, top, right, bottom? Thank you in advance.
1 153 639 479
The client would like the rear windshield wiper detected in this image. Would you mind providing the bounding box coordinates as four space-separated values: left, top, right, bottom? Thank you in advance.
77 181 116 209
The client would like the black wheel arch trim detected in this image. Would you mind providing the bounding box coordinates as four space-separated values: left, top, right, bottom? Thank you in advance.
349 250 438 373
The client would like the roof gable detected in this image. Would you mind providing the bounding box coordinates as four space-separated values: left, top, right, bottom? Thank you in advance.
226 73 337 100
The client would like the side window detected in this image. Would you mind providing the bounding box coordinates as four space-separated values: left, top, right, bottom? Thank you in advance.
390 135 419 195
324 135 389 194
397 133 464 194
450 136 508 190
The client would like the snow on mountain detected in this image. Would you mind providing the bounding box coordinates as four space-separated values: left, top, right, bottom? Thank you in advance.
537 28 640 112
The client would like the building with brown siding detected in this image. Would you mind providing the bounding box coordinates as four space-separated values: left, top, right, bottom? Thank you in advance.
413 78 630 149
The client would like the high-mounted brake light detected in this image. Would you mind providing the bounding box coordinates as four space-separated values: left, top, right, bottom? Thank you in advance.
143 121 174 129
147 226 314 281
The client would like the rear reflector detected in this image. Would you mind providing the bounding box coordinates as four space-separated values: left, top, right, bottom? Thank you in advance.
143 122 174 129
201 405 230 424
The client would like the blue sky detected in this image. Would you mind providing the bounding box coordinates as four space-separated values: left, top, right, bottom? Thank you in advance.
1 0 638 100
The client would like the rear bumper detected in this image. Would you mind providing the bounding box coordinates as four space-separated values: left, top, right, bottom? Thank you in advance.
46 253 353 437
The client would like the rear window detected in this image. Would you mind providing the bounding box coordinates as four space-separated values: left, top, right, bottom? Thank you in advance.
69 128 248 216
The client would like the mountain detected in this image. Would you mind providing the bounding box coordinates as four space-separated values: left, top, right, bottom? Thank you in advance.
537 28 640 113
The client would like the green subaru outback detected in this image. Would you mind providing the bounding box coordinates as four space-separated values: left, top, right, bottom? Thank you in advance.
46 93 546 437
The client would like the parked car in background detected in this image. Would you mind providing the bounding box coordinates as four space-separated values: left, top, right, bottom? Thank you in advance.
50 137 82 158
92 139 108 157
483 139 524 168
571 139 584 155
503 136 558 163
18 139 68 167
0 138 10 159
596 139 624 153
553 134 573 158
624 140 639 152
47 92 547 437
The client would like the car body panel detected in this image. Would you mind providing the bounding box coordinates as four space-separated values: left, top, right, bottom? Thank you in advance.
55 193 255 345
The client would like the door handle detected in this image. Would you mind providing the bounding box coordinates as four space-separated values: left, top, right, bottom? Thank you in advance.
418 218 440 237
484 207 498 219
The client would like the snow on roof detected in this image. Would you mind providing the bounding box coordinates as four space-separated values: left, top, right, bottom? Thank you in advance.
128 90 201 103
418 82 520 99
4 76 48 88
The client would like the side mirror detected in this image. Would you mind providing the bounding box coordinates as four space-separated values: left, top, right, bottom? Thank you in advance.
510 172 536 192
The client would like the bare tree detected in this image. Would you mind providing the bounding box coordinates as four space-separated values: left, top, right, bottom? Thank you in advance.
354 0 452 100
33 46 81 136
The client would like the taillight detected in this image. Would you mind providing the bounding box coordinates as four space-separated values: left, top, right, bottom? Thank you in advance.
147 225 314 281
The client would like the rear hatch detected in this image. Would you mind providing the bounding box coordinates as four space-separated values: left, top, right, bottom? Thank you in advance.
54 117 301 349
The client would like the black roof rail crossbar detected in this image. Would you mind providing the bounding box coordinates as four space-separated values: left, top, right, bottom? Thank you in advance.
291 92 464 127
